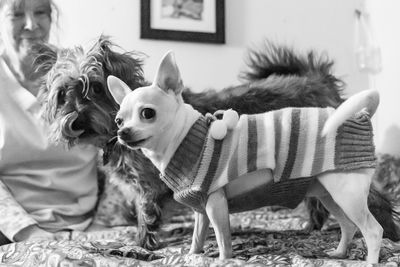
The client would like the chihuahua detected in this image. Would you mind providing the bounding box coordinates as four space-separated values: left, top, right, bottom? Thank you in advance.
107 51 382 264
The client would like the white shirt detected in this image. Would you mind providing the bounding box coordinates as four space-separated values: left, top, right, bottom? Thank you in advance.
0 58 99 240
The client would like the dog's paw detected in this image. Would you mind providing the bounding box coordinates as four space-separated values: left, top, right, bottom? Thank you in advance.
136 232 160 251
324 248 347 259
189 245 205 255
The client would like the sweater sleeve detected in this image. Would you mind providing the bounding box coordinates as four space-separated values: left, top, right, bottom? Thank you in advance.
0 117 37 240
0 179 37 241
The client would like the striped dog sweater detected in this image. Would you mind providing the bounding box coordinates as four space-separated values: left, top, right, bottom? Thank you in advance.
160 107 376 212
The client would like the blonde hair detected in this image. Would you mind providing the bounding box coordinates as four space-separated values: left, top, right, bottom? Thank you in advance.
0 0 59 24
0 0 60 51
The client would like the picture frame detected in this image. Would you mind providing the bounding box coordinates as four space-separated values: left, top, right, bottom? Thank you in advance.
140 0 225 44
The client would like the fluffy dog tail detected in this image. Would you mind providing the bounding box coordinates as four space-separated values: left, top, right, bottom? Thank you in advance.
240 41 344 93
368 185 400 241
183 41 345 115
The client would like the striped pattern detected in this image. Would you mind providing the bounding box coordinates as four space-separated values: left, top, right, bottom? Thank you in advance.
161 107 376 212
208 107 337 190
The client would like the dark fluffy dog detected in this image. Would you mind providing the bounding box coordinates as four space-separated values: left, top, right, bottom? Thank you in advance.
36 37 399 250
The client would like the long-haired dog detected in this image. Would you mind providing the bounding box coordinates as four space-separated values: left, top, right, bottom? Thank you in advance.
108 51 382 263
36 37 399 250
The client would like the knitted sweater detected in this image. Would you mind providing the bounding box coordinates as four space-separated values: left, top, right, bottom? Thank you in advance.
160 107 376 212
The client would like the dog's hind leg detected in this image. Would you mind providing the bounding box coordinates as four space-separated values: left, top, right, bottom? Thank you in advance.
317 169 383 264
317 193 358 258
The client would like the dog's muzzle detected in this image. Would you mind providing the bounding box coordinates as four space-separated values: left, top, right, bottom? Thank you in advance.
61 111 85 138
117 128 131 142
117 128 147 148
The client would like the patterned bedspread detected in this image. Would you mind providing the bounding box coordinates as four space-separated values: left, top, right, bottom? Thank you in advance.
1 154 400 266
0 203 399 267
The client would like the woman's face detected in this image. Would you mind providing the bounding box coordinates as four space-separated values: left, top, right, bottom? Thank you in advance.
0 0 52 59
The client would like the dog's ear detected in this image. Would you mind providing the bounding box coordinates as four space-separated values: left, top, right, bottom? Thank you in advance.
154 51 184 95
88 36 146 90
31 43 58 75
107 75 132 105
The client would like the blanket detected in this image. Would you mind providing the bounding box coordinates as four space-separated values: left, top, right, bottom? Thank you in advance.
0 204 399 266
0 154 399 267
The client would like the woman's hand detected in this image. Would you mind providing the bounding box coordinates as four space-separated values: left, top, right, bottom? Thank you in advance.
14 224 56 242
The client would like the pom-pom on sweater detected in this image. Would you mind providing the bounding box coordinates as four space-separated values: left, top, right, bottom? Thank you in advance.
160 107 376 212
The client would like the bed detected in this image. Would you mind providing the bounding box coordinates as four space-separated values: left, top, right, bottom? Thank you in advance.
0 154 399 267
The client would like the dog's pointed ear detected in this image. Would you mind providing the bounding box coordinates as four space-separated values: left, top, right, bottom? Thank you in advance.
107 75 132 105
154 51 184 95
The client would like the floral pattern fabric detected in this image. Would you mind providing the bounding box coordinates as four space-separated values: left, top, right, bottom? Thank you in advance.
1 153 400 266
0 204 399 267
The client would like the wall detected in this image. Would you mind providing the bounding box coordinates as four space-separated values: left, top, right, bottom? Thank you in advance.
53 0 400 155
52 0 367 94
367 0 400 155
54 1 400 153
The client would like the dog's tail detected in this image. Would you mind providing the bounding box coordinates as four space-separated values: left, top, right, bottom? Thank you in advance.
183 41 345 115
240 41 343 91
322 89 379 136
368 183 400 242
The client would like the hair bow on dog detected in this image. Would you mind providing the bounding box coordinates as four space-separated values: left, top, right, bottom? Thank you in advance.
208 109 239 140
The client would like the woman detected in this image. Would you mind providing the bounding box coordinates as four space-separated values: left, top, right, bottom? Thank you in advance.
0 0 99 243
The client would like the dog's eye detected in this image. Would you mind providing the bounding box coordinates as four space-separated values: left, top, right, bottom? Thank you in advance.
58 90 66 105
141 108 156 120
91 82 103 95
115 117 123 127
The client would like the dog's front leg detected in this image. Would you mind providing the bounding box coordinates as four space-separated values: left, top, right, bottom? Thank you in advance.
205 188 232 259
189 211 210 254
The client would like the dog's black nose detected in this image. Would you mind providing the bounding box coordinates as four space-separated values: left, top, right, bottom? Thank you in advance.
71 117 86 131
118 128 131 140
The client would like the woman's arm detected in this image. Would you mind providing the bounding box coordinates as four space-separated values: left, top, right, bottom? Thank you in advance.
0 179 38 241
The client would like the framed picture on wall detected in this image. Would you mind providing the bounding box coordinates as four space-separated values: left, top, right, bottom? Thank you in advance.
140 0 225 44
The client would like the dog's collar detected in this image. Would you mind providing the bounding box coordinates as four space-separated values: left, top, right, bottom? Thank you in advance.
159 115 211 210
163 115 209 177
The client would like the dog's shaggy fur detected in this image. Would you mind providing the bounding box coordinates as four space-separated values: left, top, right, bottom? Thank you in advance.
36 37 399 249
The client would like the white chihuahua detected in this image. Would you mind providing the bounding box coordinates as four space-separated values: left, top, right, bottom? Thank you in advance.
107 52 382 263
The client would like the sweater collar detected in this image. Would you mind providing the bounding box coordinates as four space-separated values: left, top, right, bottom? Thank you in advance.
163 116 210 180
